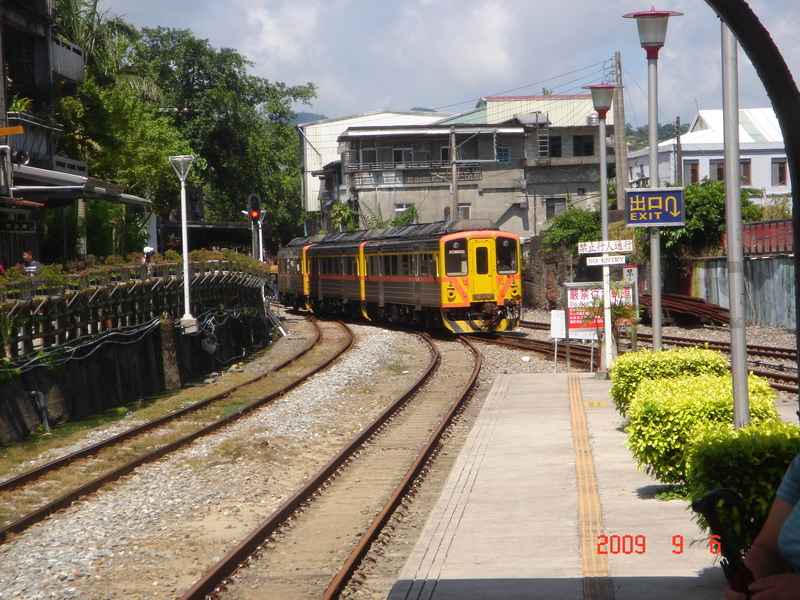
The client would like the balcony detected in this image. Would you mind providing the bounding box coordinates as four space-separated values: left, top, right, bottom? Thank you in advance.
51 37 85 83
6 112 62 169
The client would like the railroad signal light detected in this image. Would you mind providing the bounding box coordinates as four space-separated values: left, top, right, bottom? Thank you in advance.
248 194 261 222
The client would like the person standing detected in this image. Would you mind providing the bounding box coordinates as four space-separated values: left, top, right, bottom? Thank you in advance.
18 250 41 276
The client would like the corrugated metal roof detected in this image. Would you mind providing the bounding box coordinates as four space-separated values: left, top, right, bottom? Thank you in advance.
687 108 782 144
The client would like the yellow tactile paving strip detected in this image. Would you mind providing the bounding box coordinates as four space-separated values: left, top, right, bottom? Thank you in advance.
569 372 616 600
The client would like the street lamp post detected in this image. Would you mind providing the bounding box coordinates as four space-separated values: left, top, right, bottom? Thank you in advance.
585 83 617 372
169 155 197 333
624 7 682 351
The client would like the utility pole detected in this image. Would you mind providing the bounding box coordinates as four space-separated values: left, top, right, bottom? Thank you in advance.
675 116 683 185
613 52 628 210
450 127 458 220
722 23 750 428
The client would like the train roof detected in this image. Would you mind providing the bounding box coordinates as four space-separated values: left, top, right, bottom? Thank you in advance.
283 219 504 248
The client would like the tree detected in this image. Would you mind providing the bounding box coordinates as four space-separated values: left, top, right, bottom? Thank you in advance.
331 203 359 232
541 207 601 257
129 28 317 245
541 179 762 270
51 0 137 80
655 178 763 263
625 121 690 152
53 77 192 257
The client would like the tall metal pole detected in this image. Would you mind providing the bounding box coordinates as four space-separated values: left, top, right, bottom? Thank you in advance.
626 8 682 350
170 155 196 333
179 178 195 328
722 23 750 427
599 115 614 371
647 54 663 350
613 52 628 211
450 127 458 220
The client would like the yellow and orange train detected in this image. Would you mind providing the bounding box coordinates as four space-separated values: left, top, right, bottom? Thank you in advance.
277 220 521 333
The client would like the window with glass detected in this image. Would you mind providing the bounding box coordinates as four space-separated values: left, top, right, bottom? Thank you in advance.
740 159 751 185
369 256 381 276
683 160 699 185
400 254 412 276
496 146 510 163
360 147 377 167
394 203 413 216
711 159 725 181
772 158 788 186
458 204 471 220
475 247 489 275
419 254 435 276
393 147 412 164
549 136 562 157
572 135 594 157
444 239 468 276
496 237 517 274
545 197 566 219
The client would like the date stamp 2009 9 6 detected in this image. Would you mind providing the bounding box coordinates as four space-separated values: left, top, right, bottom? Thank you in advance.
596 534 723 555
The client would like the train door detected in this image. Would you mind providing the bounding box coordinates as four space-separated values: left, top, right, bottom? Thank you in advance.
468 238 496 299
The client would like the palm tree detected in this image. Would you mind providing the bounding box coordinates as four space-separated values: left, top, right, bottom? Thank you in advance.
51 0 161 100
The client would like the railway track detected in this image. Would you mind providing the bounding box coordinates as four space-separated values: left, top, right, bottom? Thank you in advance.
520 320 797 361
179 333 480 600
0 316 353 544
516 320 799 394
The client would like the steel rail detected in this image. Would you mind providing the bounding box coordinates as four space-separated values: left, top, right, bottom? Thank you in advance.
179 331 442 600
520 321 797 362
321 335 482 599
0 317 322 493
0 319 352 545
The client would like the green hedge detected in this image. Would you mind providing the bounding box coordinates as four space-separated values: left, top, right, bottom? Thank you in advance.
610 347 729 416
686 421 800 556
626 374 779 484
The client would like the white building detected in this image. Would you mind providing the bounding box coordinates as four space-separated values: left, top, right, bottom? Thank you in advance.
301 95 618 237
627 108 790 202
298 110 447 216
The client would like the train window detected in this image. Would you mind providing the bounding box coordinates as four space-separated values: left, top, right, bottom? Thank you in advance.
400 254 411 276
419 254 433 276
445 240 468 276
476 247 489 275
369 256 380 276
496 237 517 273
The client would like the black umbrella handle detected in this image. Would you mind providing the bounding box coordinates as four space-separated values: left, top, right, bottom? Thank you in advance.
722 558 755 597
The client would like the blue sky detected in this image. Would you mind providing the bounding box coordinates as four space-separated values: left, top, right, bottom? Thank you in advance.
99 0 800 128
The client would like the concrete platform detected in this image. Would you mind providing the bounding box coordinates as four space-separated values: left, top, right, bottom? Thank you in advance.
388 373 726 600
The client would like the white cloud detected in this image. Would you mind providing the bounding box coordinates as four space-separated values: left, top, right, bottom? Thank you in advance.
238 0 324 67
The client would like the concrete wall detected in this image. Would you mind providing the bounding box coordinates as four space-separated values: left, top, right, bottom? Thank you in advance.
0 314 271 444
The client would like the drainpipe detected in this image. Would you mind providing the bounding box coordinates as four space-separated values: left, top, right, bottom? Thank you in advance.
30 391 50 431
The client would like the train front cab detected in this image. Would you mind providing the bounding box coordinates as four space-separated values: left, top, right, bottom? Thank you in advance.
440 231 521 333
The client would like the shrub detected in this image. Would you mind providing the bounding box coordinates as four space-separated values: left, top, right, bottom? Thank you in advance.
610 347 729 416
686 421 800 556
626 373 779 484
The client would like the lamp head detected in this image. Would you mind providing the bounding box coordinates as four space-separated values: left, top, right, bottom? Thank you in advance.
623 8 683 59
169 155 195 181
583 83 617 118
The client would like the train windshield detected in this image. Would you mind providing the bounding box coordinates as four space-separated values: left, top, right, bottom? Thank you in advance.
445 239 468 276
496 237 517 274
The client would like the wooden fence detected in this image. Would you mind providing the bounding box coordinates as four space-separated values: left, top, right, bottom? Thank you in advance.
1 261 268 360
